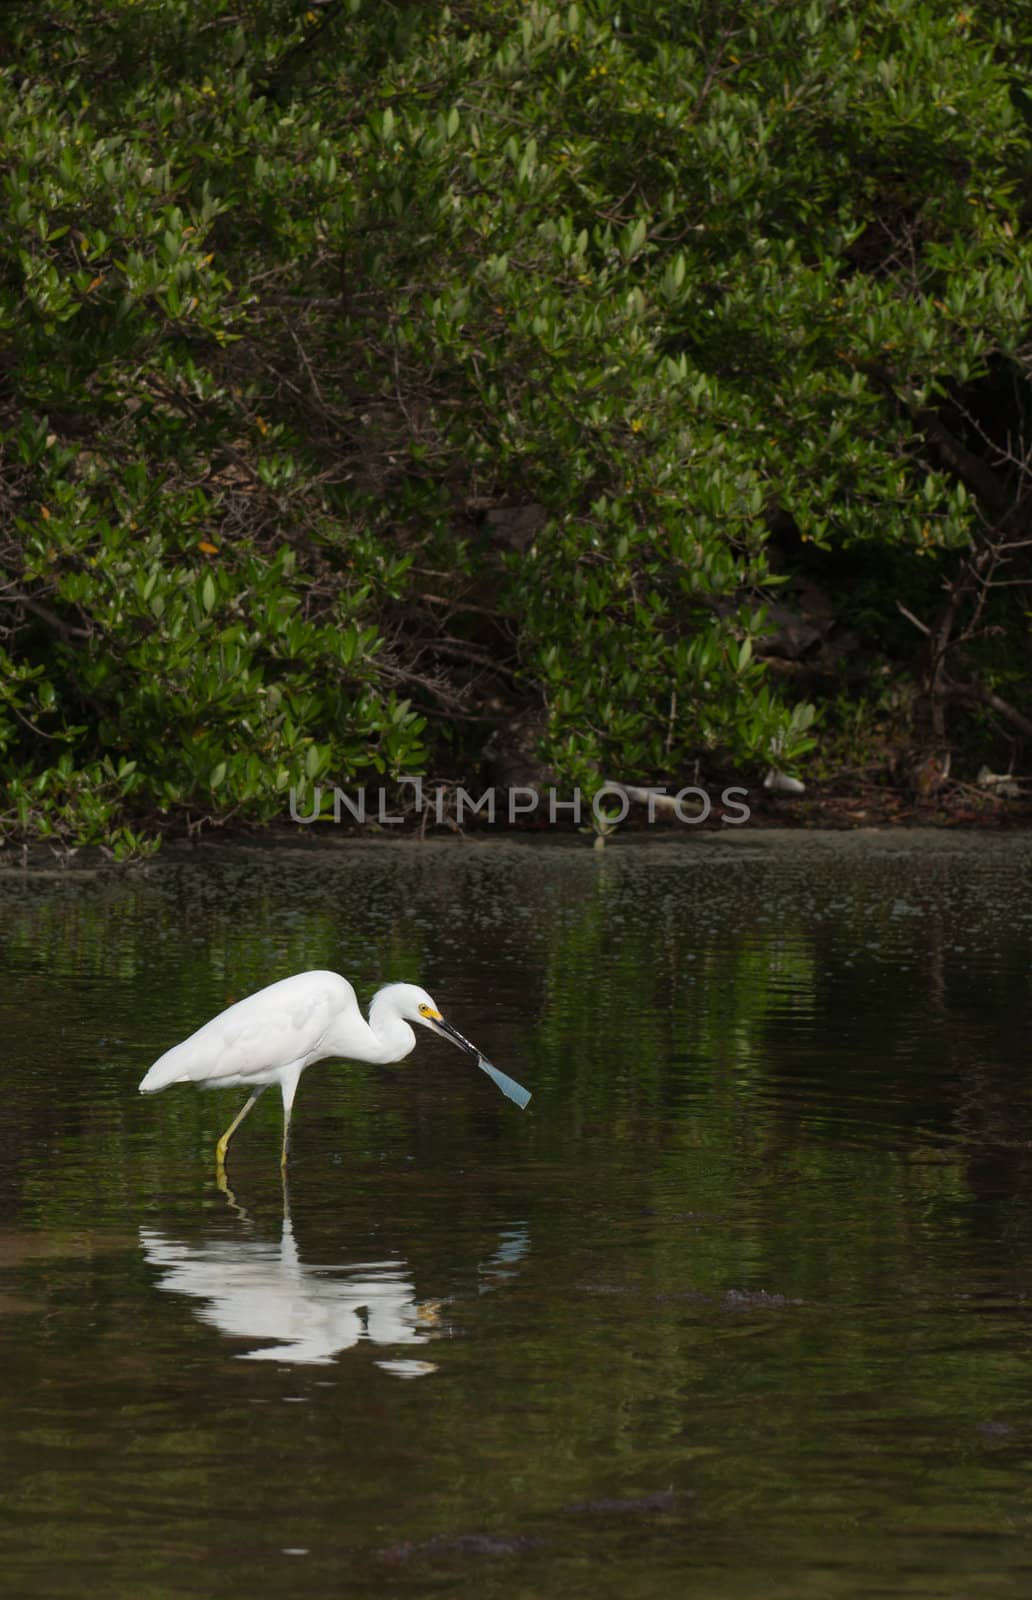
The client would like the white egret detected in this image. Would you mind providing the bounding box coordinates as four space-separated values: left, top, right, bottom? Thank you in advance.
139 972 530 1171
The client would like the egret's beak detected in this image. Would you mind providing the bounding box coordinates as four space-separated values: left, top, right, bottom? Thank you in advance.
423 1009 532 1110
427 1015 480 1058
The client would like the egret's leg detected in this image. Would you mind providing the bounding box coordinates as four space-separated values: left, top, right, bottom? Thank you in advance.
216 1088 265 1167
279 1066 304 1172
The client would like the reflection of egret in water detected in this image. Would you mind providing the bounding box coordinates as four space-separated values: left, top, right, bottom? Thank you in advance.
479 1227 530 1290
140 1217 529 1375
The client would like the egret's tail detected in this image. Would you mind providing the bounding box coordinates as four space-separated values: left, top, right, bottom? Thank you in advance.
139 1053 185 1094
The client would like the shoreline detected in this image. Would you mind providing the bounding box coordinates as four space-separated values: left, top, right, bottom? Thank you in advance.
3 802 1032 876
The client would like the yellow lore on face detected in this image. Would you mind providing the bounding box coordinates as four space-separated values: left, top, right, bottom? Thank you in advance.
418 1003 442 1021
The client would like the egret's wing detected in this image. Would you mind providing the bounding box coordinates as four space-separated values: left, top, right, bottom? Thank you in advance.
140 970 357 1091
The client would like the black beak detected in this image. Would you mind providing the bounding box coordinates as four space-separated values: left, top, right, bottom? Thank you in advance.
430 1016 480 1058
428 1013 533 1110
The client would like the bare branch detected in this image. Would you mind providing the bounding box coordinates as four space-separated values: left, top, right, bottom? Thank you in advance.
896 600 930 636
944 681 1032 740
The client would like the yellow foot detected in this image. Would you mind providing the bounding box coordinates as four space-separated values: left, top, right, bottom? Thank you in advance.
216 1137 230 1166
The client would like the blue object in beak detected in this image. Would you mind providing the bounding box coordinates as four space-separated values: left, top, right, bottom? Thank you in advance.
477 1053 532 1111
433 1016 531 1110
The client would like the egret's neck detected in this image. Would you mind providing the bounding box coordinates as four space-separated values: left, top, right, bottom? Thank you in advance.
367 992 417 1064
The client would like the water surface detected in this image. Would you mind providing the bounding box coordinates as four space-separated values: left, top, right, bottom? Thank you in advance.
2 832 1032 1598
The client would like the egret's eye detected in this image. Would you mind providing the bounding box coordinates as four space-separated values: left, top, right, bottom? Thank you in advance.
418 1004 433 1017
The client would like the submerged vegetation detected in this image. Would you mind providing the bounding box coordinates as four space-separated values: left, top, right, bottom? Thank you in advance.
2 0 1032 850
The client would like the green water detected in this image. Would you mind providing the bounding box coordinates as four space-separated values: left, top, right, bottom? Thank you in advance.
2 832 1032 1599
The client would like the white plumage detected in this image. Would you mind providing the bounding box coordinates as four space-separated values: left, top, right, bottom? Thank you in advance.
139 972 481 1171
